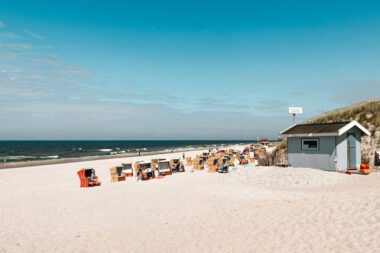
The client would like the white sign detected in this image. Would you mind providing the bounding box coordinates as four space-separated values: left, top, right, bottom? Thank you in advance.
289 107 303 115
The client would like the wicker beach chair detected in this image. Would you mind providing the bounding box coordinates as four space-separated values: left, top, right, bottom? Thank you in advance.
200 155 208 162
110 166 126 182
151 159 159 170
218 157 229 173
192 157 204 170
122 163 134 177
77 168 101 187
207 158 219 173
186 157 192 166
170 158 185 173
239 155 248 165
157 161 172 176
137 162 155 181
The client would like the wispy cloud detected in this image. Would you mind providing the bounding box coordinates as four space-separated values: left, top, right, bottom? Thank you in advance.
0 42 33 50
0 32 22 39
23 30 44 39
0 21 4 29
0 20 294 140
0 25 89 99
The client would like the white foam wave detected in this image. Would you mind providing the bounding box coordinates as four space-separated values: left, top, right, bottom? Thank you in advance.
99 149 113 152
40 155 59 159
1 156 37 161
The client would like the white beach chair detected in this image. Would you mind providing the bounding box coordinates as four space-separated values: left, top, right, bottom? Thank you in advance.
157 160 172 176
122 163 134 177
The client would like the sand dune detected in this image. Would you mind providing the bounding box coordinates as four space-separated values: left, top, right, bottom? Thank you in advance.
1 147 379 252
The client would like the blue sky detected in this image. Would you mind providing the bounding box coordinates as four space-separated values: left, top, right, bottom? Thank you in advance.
0 1 380 140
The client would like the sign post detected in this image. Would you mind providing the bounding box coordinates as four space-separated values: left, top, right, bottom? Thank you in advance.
289 107 303 125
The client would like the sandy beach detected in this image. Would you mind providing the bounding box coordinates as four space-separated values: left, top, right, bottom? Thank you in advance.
1 146 380 253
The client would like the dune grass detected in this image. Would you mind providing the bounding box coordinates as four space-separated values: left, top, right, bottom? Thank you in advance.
306 99 380 136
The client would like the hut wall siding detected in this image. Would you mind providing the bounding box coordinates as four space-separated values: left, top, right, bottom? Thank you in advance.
288 136 336 171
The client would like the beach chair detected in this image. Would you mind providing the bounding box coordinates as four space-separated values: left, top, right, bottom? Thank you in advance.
207 158 219 173
77 168 101 187
186 157 192 166
137 162 155 181
218 155 229 165
170 158 185 173
192 157 204 170
202 152 210 159
157 161 172 176
133 161 143 176
228 155 235 166
218 158 229 173
110 166 126 182
239 155 248 165
121 163 134 177
151 159 159 170
200 155 208 162
248 151 255 164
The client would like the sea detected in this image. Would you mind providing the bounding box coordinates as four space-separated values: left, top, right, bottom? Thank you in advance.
0 140 257 163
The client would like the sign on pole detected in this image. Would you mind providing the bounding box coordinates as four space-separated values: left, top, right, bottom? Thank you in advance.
289 107 303 124
289 107 303 115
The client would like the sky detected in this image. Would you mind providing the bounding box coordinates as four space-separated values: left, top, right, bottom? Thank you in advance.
0 0 380 140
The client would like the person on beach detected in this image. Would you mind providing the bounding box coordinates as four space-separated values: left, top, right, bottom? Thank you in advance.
219 159 228 173
182 152 185 160
89 169 96 181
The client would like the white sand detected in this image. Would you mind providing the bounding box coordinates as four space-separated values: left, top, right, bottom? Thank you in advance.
1 146 380 253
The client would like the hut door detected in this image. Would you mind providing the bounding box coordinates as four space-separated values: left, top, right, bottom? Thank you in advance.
347 133 357 169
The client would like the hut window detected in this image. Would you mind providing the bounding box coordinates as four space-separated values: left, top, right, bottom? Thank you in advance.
302 139 319 150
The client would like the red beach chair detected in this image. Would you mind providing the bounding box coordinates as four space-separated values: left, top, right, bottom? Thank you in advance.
77 168 101 187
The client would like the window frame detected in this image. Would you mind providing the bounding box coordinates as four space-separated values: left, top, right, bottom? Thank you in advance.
301 138 320 151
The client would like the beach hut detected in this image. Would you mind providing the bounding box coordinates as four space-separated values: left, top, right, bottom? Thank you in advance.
280 121 370 171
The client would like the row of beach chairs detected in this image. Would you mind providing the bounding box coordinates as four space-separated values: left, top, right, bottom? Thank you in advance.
77 158 186 187
77 149 249 188
110 159 186 182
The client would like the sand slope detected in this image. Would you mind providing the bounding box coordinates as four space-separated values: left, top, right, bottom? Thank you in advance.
1 149 380 253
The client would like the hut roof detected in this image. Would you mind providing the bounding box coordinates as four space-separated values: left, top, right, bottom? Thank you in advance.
280 120 370 137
